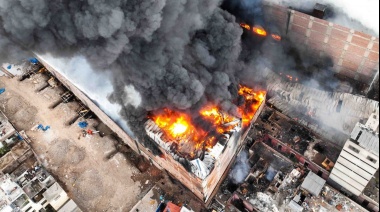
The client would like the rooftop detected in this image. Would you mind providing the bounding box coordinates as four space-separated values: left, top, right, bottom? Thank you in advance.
350 123 379 156
301 171 326 197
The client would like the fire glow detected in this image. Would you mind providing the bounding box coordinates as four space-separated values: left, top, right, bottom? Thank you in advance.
252 26 267 36
280 73 299 82
238 85 266 126
240 23 282 41
149 86 266 157
240 23 251 30
271 34 282 41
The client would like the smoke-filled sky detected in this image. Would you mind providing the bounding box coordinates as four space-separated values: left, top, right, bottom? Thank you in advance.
0 0 378 140
0 0 246 112
265 0 379 35
0 0 248 138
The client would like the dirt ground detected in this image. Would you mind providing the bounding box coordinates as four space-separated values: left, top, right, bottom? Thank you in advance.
0 73 163 211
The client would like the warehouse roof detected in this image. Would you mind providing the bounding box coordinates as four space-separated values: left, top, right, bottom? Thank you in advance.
301 172 326 197
351 123 379 156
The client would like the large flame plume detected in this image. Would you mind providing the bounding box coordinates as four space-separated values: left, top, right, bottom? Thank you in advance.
238 85 266 126
149 85 265 157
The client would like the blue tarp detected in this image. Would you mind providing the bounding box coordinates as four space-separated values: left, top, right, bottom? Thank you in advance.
29 58 39 64
78 121 88 129
37 124 50 131
17 134 24 140
155 203 165 212
7 65 11 69
0 88 5 95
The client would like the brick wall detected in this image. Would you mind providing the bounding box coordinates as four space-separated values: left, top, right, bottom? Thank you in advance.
262 4 289 34
263 3 379 87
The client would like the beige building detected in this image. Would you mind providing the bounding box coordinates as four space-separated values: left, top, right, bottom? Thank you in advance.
329 111 379 196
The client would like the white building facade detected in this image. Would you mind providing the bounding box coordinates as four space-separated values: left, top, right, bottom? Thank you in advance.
329 111 379 196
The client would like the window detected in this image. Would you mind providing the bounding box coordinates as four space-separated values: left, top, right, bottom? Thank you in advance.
367 156 377 164
348 145 360 154
355 131 363 141
275 182 281 188
362 200 369 208
336 100 343 113
53 195 61 201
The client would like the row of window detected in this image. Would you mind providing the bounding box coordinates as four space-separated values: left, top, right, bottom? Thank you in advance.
347 145 377 164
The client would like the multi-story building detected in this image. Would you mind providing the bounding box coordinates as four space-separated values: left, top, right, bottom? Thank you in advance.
329 111 379 196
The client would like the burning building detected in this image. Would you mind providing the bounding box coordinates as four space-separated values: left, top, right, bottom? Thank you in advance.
144 86 266 201
0 0 379 210
27 57 266 204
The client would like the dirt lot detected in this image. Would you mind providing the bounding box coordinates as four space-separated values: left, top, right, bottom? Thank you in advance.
0 73 163 211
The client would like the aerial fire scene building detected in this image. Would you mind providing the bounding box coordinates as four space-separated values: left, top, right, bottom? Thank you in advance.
27 0 379 209
144 87 266 202
40 59 267 203
0 0 379 211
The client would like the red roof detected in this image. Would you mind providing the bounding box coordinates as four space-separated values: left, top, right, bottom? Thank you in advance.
163 202 181 212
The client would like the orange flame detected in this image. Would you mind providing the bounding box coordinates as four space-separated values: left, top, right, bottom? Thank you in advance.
200 105 237 134
238 85 266 127
271 34 282 41
151 109 203 140
150 86 266 157
240 23 251 30
252 26 267 36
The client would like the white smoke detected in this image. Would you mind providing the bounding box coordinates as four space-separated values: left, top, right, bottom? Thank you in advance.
264 0 379 35
123 85 142 109
229 150 250 184
37 54 134 135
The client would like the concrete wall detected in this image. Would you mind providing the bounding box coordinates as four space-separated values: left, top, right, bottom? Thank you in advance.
263 3 379 88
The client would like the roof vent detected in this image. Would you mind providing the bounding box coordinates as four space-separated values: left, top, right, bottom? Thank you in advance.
313 3 328 19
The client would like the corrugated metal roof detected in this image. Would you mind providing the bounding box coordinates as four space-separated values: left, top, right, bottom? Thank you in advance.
358 131 379 156
350 123 362 140
266 75 379 148
288 200 303 212
301 172 326 197
351 123 379 156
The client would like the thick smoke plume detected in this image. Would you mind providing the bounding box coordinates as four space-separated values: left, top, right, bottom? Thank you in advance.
0 0 249 151
0 0 378 155
222 0 342 93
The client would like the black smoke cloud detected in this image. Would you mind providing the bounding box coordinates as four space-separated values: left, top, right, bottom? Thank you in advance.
222 0 363 95
0 0 248 151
